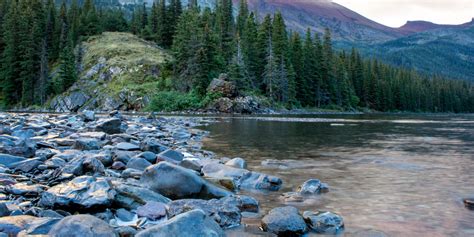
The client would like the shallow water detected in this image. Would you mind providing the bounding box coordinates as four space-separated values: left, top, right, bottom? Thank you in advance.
200 114 474 237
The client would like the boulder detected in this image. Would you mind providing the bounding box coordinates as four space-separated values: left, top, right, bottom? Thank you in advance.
126 157 152 171
135 152 157 163
202 163 282 191
297 179 329 195
225 157 247 169
302 211 344 234
6 183 46 196
136 209 224 237
207 74 237 98
140 138 167 154
116 142 140 151
40 176 116 210
73 138 101 151
261 206 307 236
50 91 89 112
13 158 43 172
156 149 184 164
48 214 116 237
136 201 167 221
141 162 231 200
0 139 36 158
95 118 123 134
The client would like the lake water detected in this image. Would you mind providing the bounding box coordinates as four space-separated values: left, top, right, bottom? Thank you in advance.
200 114 474 237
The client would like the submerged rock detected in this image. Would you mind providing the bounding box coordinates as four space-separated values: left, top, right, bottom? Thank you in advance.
48 214 116 237
303 211 344 234
40 176 116 210
141 162 231 200
261 206 307 236
136 209 224 237
225 157 247 169
464 198 474 210
298 179 329 195
202 163 282 191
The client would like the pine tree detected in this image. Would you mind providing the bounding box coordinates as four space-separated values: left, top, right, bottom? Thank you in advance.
263 37 277 100
236 0 249 36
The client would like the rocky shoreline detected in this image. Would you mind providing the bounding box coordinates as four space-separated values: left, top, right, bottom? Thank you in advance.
0 111 344 236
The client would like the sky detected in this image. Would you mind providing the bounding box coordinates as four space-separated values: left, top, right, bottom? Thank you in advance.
332 0 474 27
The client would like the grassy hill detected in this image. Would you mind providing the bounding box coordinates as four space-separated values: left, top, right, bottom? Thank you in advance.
49 32 173 112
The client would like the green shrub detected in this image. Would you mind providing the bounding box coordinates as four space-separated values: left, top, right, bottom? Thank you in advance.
147 91 201 112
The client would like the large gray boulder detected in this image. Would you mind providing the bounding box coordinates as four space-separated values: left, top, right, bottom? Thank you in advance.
136 209 225 237
113 182 171 210
140 138 167 154
202 163 282 191
261 206 308 236
303 211 344 234
141 162 231 200
40 176 116 210
95 118 123 134
48 214 117 237
50 91 90 112
156 149 184 164
207 74 237 98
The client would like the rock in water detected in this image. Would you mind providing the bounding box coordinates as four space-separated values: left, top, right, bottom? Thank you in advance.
261 206 307 236
297 179 329 194
303 211 344 234
464 198 474 210
225 157 247 169
40 176 116 210
48 214 116 237
141 162 231 200
95 118 122 134
136 209 225 237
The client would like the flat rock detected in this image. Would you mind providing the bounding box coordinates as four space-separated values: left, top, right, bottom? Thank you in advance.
116 142 140 151
40 176 116 210
140 138 167 154
73 138 101 151
136 209 224 237
141 162 231 200
303 211 344 234
95 118 123 134
136 201 167 221
0 154 26 169
0 215 58 236
126 157 152 171
48 214 116 237
113 183 170 210
261 206 307 236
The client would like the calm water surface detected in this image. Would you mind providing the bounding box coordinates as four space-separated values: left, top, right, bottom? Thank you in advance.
200 114 474 237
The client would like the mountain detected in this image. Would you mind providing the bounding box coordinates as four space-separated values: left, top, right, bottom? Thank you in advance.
397 19 474 35
368 23 474 81
239 0 400 43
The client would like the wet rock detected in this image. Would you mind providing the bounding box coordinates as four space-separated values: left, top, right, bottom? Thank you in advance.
0 154 26 169
48 214 116 237
141 162 231 200
464 198 474 210
135 152 157 163
0 215 59 236
39 209 64 218
261 206 307 236
225 157 247 169
95 118 123 134
80 110 96 122
298 179 329 195
280 192 304 203
202 163 282 191
126 157 152 171
140 138 167 154
303 211 344 234
352 229 389 237
40 176 116 210
156 149 184 164
0 203 10 217
113 183 170 210
136 209 224 237
73 138 101 151
116 142 140 151
136 201 167 221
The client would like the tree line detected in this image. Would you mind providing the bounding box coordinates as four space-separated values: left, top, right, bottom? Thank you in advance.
0 0 473 112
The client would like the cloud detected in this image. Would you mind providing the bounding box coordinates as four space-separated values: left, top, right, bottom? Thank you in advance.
333 0 474 27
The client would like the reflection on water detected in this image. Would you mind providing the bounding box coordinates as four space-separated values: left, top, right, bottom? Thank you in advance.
200 114 474 237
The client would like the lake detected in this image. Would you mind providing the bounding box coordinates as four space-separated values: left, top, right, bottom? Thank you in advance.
200 114 474 236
